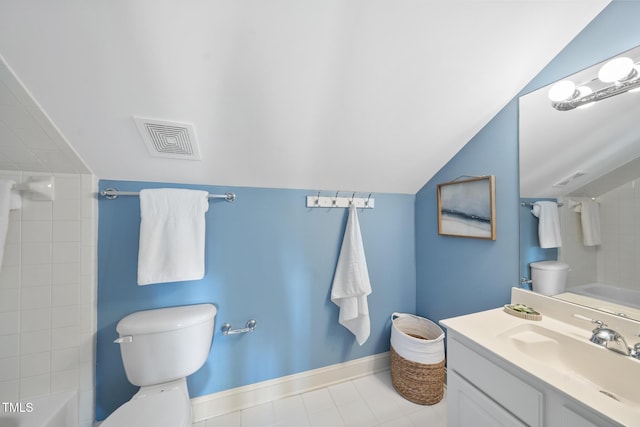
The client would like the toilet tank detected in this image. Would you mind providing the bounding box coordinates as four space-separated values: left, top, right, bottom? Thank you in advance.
530 261 570 296
116 304 217 387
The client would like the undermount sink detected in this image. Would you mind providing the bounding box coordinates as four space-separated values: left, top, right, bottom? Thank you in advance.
497 323 640 406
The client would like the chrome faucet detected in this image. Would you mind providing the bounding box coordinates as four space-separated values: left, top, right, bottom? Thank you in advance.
573 314 632 356
633 342 640 360
589 325 631 356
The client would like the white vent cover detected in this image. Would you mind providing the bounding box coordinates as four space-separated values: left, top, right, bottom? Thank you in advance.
552 171 587 188
133 117 201 160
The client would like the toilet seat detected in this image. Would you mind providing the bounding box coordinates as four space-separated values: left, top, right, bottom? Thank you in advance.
101 385 190 427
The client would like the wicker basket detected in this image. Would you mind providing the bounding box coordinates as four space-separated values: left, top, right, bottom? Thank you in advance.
390 313 445 405
390 346 445 405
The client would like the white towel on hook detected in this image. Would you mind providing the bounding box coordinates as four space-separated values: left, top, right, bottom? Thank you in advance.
137 189 209 285
579 200 601 246
0 179 16 272
331 204 372 345
531 201 562 248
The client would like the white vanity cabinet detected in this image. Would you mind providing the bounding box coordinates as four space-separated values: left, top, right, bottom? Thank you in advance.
446 331 621 427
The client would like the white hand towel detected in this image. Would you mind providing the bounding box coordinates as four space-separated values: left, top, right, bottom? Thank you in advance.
137 189 209 285
0 179 16 271
531 201 562 248
331 204 372 345
580 200 601 246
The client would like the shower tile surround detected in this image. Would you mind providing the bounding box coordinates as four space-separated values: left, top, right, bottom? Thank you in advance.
0 170 97 427
560 177 640 290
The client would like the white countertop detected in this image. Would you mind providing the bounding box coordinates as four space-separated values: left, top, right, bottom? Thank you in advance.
441 307 640 427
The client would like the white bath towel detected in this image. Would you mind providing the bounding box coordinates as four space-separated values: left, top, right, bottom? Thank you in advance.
580 200 601 246
0 179 16 271
331 204 372 345
531 201 562 248
137 189 209 285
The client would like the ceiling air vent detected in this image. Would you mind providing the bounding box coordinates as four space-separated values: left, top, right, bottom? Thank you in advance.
133 117 201 160
552 171 587 188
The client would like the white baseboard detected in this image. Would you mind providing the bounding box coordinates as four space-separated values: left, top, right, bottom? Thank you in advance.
191 352 391 422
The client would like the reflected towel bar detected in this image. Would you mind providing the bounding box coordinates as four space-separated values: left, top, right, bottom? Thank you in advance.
100 188 236 202
520 201 563 207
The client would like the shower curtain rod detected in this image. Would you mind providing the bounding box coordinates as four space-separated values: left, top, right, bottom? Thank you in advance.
99 188 236 202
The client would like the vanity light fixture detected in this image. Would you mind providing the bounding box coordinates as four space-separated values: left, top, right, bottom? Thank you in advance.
548 56 640 111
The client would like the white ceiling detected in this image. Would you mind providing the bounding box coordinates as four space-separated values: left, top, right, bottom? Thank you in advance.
0 1 610 194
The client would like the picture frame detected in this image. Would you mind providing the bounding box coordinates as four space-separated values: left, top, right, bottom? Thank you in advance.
437 175 496 240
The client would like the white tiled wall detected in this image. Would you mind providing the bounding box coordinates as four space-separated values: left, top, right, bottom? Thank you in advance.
0 170 97 427
597 178 640 289
560 178 640 290
559 196 599 288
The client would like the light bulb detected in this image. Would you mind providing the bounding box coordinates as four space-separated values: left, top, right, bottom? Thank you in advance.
576 86 595 109
548 80 577 102
598 57 634 83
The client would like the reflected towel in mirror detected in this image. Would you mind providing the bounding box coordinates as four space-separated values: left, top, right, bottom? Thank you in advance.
531 201 562 248
578 200 601 246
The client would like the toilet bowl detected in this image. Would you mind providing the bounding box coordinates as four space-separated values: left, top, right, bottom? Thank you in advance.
101 379 191 427
101 304 216 427
530 260 570 296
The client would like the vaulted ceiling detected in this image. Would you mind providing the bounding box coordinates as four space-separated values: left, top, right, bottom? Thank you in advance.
0 1 610 194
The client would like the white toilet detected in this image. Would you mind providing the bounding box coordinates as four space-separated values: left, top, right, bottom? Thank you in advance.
529 260 570 296
101 304 217 427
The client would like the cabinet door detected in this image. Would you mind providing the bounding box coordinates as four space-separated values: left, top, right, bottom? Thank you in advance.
448 371 527 427
561 406 606 427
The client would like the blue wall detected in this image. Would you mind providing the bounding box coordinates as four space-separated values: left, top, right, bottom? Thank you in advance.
415 101 520 320
416 1 640 323
96 181 415 420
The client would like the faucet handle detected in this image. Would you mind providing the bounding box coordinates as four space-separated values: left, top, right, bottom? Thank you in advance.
572 314 606 328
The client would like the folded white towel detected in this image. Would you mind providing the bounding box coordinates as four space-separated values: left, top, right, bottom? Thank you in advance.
0 179 16 271
137 189 209 285
580 200 601 246
331 204 372 345
531 201 562 248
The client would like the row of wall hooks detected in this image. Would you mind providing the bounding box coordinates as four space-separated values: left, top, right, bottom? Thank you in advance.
306 191 375 209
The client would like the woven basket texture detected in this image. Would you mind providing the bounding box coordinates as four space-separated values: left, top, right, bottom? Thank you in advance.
390 346 445 405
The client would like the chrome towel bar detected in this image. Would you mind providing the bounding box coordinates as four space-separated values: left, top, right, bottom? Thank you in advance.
221 319 257 335
100 188 236 202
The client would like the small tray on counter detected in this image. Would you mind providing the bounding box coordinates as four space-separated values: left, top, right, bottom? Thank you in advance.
504 304 542 321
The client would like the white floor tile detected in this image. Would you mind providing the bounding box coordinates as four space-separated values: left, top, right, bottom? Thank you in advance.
328 380 361 405
272 416 311 427
406 399 447 425
376 415 415 427
205 411 241 427
199 371 447 427
307 405 345 427
363 393 404 423
241 402 275 427
336 398 377 427
301 388 334 414
273 395 307 422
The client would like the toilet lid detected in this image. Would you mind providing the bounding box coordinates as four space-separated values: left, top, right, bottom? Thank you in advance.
101 387 190 427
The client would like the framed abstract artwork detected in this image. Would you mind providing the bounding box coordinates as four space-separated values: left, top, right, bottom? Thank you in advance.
437 175 496 240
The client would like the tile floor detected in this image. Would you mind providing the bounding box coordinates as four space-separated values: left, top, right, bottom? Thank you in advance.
192 370 447 427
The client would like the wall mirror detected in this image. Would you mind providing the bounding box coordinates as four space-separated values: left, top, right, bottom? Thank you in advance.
519 44 640 321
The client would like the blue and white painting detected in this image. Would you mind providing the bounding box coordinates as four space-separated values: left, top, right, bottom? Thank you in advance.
438 176 495 239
